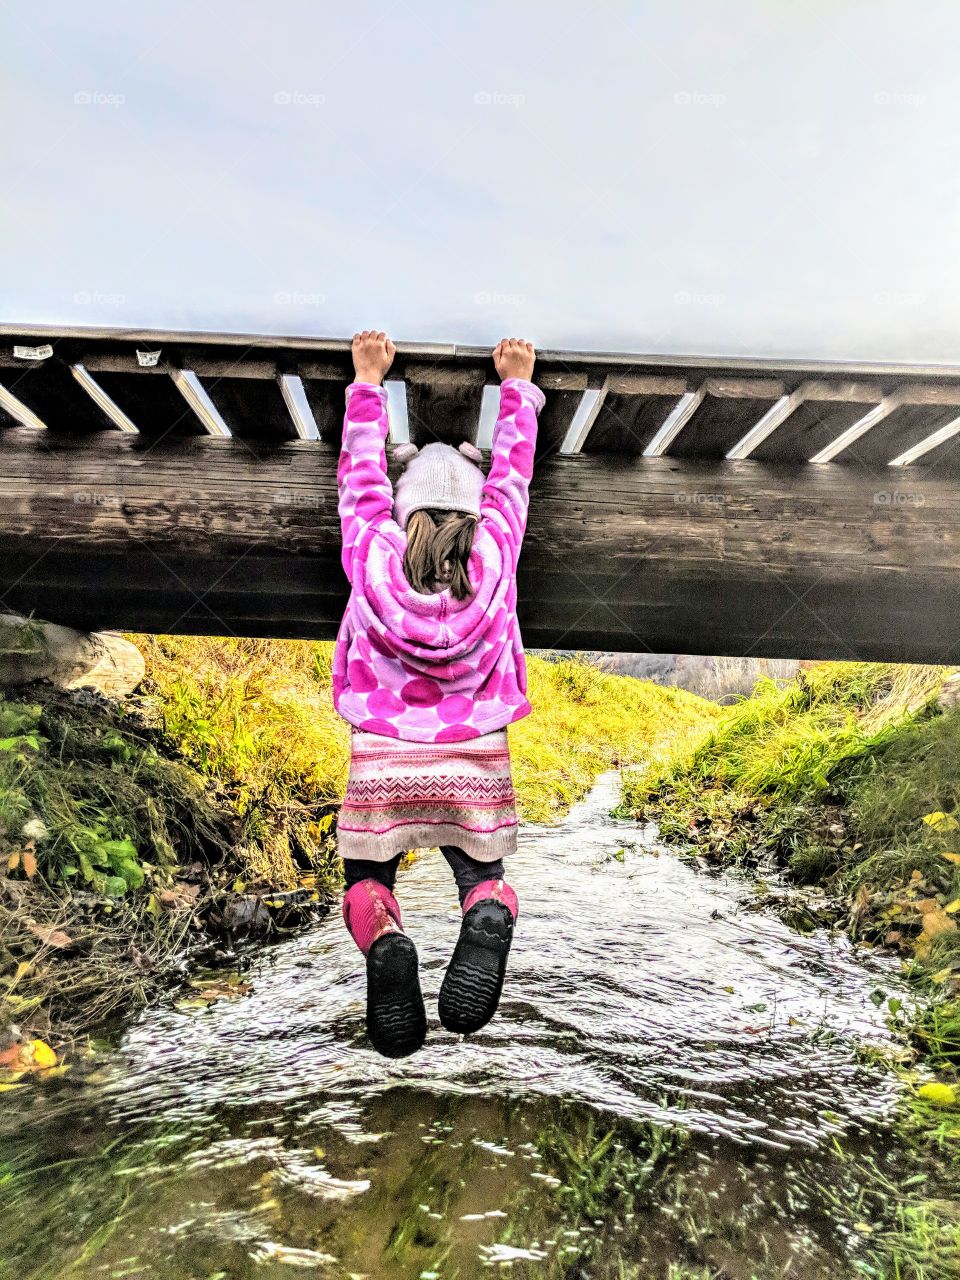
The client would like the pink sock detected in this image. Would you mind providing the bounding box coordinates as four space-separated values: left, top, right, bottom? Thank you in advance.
462 878 519 920
342 880 403 955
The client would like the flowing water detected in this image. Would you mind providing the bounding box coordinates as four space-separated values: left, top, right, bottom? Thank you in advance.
1 774 915 1279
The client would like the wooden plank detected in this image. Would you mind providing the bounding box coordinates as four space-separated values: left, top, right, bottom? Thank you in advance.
198 375 299 440
92 371 205 437
300 362 348 443
0 359 115 433
580 375 688 455
404 365 486 446
2 430 960 661
751 381 882 462
666 377 784 459
534 371 587 458
824 384 960 468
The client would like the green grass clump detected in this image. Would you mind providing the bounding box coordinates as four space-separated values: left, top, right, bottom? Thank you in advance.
0 686 237 1036
133 636 348 887
0 692 229 896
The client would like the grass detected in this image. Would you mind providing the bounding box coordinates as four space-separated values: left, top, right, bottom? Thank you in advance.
133 635 348 887
0 686 239 1039
619 660 960 1279
136 636 719 830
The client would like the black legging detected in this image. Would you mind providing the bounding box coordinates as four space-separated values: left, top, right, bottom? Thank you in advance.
343 846 505 906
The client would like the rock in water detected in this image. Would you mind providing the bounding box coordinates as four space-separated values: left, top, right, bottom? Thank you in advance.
0 614 145 698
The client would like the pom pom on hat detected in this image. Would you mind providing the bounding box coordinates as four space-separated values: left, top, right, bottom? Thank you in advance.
458 441 483 463
392 442 419 463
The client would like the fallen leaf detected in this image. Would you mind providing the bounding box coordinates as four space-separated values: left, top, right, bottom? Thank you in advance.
923 812 959 831
29 1039 57 1069
913 899 940 916
922 908 958 939
6 852 20 873
26 923 72 949
917 1081 958 1108
945 899 960 915
941 852 960 865
0 1083 26 1092
22 851 37 879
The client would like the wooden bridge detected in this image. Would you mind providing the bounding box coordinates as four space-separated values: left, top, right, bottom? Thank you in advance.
2 324 958 663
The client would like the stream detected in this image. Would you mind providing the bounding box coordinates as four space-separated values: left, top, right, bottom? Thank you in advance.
1 773 916 1279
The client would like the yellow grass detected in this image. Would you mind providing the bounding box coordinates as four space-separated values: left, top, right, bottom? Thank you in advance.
132 638 721 859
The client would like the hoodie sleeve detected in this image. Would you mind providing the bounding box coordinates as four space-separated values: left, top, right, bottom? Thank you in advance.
337 382 393 583
480 377 546 553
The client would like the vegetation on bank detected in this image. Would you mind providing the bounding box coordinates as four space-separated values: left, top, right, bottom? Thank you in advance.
0 688 241 1041
135 636 718 830
0 636 718 1045
619 661 960 1277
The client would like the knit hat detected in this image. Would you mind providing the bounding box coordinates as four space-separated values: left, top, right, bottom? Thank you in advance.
393 440 484 529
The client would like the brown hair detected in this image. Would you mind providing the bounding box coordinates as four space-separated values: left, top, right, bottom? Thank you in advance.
403 508 478 599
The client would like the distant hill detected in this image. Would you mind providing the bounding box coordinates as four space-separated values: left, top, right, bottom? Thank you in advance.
536 652 801 704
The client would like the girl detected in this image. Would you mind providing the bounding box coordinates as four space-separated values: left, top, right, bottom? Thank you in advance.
333 330 543 1058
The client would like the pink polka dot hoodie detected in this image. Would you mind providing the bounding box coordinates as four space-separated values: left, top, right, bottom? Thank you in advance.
332 377 545 743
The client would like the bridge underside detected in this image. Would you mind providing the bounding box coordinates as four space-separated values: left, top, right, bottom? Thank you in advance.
1 327 959 663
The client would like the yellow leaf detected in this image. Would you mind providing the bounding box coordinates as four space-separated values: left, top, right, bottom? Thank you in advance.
918 1081 958 1108
941 852 960 865
922 908 958 938
0 1083 26 1092
29 1039 57 1069
6 852 20 873
924 811 959 830
22 851 37 879
946 899 960 914
931 968 954 983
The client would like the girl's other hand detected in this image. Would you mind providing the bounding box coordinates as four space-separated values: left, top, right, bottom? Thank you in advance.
352 330 396 386
493 338 536 383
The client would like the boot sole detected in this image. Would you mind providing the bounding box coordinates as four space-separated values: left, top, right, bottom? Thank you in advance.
366 932 427 1058
438 900 514 1035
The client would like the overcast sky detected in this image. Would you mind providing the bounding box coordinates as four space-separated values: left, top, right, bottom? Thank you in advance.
3 1 959 361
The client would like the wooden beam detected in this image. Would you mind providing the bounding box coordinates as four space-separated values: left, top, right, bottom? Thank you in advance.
2 429 959 662
748 381 883 462
404 365 486 446
666 377 785 458
579 374 689 455
535 371 587 458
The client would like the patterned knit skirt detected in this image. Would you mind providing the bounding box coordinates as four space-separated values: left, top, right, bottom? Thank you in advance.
337 728 518 863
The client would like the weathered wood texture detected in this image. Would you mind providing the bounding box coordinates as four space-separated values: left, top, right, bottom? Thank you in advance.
1 429 958 662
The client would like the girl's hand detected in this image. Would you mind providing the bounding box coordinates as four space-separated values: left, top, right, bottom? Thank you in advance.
493 338 536 383
352 330 396 386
